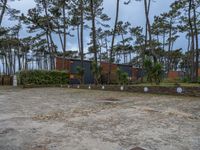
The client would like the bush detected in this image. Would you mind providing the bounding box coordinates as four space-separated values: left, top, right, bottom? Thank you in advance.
144 59 163 85
91 61 102 85
18 70 69 85
116 68 128 85
76 66 85 84
182 76 191 83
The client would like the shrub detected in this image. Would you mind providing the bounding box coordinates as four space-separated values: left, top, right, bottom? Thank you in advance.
76 66 85 84
153 63 163 85
144 59 163 85
18 70 69 85
116 68 128 85
182 76 191 83
91 61 102 85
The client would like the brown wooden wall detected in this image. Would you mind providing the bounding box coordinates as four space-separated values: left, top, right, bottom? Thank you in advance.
55 58 140 83
168 71 184 80
100 62 118 73
0 76 13 85
132 68 139 80
56 57 71 71
199 68 200 77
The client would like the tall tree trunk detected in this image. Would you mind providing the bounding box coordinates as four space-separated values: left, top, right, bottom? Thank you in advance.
17 46 21 71
2 56 5 74
5 55 9 75
49 34 56 69
0 0 7 26
105 36 109 57
188 0 195 82
8 44 12 75
144 22 148 53
144 0 151 52
192 0 199 81
187 35 191 52
42 0 55 70
121 33 126 63
162 32 165 51
62 4 67 69
80 0 84 84
45 32 52 69
168 19 172 72
108 0 120 84
77 25 81 54
90 0 98 84
90 0 97 65
144 0 151 44
56 19 64 51
100 38 104 63
144 0 156 63
25 52 28 70
186 35 191 75
44 52 48 70
13 52 16 74
142 0 150 82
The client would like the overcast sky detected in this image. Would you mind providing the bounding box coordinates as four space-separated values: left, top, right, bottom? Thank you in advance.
3 0 187 52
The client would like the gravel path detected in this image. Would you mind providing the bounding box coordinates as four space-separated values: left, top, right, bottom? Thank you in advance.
0 87 199 150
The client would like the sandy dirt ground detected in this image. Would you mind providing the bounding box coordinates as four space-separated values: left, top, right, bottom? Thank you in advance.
0 87 199 150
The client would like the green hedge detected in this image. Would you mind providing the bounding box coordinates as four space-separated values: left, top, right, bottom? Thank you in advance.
18 70 69 85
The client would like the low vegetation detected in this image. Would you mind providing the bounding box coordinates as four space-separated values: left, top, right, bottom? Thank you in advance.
144 59 163 85
18 70 69 85
91 61 102 84
76 66 85 84
116 68 129 85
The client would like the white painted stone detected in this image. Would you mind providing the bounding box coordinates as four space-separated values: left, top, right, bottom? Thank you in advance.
144 87 149 92
13 75 17 87
177 87 183 93
120 86 124 91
